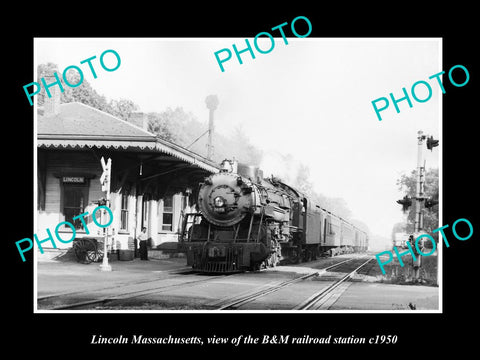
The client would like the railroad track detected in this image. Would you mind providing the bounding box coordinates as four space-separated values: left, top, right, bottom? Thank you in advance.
318 256 361 272
294 257 374 310
214 256 374 311
39 256 375 311
39 270 231 310
212 272 319 310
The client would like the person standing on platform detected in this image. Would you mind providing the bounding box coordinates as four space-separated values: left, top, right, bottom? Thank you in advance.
137 226 149 260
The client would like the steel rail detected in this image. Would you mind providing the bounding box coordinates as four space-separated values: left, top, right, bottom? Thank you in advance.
216 272 319 310
216 256 367 310
321 257 359 272
45 272 233 310
294 257 374 310
37 266 193 303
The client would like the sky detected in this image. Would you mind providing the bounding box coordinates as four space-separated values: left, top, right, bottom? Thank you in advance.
34 37 441 243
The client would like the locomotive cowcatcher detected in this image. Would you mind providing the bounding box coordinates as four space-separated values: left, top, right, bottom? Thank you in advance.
180 160 368 273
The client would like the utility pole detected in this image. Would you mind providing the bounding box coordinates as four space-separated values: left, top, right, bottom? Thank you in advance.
414 131 426 233
397 131 439 281
205 95 219 160
413 131 439 232
411 131 427 280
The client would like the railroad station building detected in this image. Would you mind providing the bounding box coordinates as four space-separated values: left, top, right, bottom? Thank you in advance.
36 96 219 259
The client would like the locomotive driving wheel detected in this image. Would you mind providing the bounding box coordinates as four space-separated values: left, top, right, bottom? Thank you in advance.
289 246 302 264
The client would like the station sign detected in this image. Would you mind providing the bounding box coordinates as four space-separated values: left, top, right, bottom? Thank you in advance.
62 176 86 184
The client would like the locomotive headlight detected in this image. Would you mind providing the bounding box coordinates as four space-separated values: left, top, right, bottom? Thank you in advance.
214 196 225 207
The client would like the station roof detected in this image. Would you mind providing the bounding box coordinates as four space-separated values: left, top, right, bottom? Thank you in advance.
37 102 219 173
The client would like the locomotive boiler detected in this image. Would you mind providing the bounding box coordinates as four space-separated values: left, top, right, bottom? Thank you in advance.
180 160 368 273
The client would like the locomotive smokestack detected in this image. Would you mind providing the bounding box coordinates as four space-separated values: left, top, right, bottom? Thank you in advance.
205 95 219 160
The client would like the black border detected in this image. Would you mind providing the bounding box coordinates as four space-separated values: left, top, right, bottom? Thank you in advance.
7 4 477 355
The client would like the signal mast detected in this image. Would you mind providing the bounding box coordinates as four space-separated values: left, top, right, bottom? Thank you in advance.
396 130 438 280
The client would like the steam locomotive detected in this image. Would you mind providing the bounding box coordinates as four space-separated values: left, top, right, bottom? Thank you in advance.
180 160 368 273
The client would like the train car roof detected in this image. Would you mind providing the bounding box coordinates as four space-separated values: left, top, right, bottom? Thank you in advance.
312 204 368 236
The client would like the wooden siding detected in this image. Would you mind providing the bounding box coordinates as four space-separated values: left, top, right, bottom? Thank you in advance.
38 150 104 247
42 150 103 217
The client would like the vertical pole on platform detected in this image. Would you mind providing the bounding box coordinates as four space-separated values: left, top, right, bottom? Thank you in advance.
100 157 112 272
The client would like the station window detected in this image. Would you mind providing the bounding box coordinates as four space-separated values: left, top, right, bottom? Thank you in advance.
120 193 129 231
63 184 89 230
162 196 174 231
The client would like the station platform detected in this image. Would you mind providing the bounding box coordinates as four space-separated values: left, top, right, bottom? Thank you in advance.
36 256 189 299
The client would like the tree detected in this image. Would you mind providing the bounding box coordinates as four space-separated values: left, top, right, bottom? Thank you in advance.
109 99 139 121
37 62 140 120
290 163 352 221
263 153 356 225
36 63 60 106
147 109 264 166
148 110 180 143
396 168 439 234
147 107 201 145
63 73 110 111
223 126 263 166
294 163 314 195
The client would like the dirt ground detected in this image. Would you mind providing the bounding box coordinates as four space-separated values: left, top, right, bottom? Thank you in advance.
371 252 438 286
